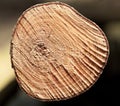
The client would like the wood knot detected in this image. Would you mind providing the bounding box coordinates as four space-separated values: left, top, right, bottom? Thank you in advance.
32 41 50 58
29 41 51 68
36 42 48 56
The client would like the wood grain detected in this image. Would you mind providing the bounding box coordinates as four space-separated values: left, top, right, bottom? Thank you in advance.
11 2 109 101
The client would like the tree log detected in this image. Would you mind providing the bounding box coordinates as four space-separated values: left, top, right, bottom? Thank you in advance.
11 2 109 101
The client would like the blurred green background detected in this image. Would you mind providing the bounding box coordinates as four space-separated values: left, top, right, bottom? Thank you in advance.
0 0 120 106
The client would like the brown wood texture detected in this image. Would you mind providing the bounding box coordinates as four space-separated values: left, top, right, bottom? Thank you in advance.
11 2 109 101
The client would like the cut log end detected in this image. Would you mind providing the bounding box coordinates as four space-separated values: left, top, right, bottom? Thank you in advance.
10 2 109 101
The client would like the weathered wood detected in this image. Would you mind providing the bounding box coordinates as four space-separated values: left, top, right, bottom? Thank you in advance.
11 2 109 101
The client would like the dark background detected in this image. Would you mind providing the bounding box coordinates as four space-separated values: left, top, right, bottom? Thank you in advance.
0 0 120 106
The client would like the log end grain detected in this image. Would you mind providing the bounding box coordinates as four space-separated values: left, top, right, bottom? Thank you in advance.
10 2 109 101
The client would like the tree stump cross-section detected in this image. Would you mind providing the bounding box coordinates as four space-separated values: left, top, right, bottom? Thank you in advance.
10 2 109 101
